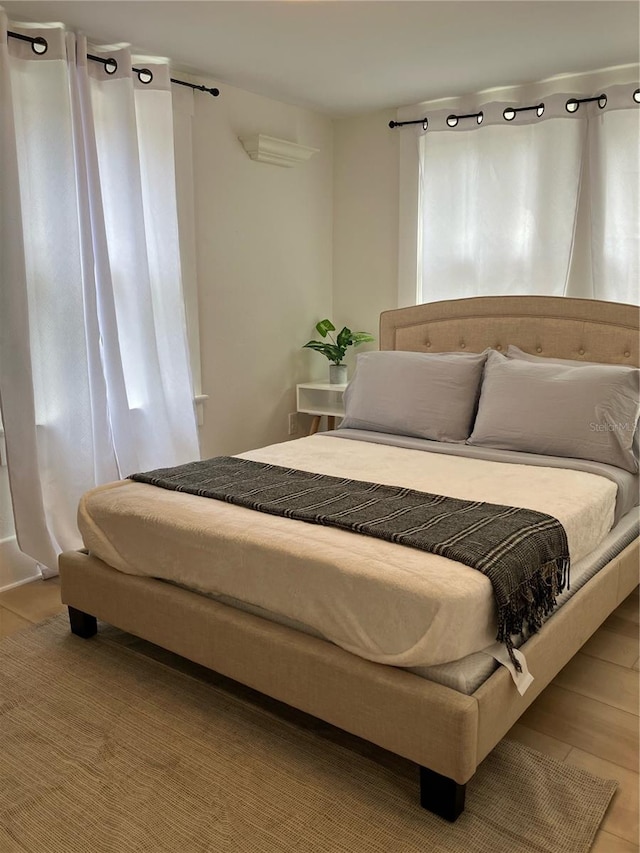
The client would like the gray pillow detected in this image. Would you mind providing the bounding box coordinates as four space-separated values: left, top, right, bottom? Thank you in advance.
468 350 640 472
341 350 488 443
507 345 640 469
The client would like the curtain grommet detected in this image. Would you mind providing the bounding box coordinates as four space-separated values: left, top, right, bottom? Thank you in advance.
32 36 48 55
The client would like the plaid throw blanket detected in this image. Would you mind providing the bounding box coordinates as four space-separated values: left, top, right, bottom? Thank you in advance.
131 457 570 670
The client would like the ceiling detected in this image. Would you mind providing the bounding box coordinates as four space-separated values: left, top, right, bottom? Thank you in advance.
3 1 639 115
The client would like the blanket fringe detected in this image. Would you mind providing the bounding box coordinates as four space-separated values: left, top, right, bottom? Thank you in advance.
496 556 570 673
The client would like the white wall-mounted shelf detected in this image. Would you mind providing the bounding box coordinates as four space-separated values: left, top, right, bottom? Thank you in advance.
239 134 319 168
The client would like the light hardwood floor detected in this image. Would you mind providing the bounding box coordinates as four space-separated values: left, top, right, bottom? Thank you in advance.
1 578 638 850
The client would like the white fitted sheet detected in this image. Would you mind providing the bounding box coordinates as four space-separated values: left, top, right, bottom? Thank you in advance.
78 434 618 668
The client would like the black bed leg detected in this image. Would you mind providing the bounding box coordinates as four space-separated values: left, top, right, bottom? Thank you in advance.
68 606 97 639
419 766 466 821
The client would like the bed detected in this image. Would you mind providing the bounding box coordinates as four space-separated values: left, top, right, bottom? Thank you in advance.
59 294 640 821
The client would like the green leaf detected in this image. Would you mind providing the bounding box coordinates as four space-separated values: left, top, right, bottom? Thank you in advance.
350 332 375 346
336 327 353 350
315 319 335 338
322 344 344 363
303 341 343 363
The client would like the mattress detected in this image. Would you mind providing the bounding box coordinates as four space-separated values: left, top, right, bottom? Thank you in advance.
78 433 619 668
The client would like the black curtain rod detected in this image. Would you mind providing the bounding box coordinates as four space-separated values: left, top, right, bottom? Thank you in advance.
446 110 483 127
565 94 606 112
389 117 428 130
170 77 219 97
7 29 48 53
8 30 220 97
503 103 545 121
390 90 638 129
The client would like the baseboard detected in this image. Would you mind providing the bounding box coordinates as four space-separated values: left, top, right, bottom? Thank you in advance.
0 536 40 592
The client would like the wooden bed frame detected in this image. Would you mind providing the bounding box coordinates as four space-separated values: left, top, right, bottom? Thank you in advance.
59 295 640 821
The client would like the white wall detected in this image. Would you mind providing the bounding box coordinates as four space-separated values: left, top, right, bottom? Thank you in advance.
191 83 334 458
332 109 400 365
190 101 402 456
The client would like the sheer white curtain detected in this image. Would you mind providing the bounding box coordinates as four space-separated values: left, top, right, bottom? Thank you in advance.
0 14 199 576
589 86 640 303
417 84 640 305
417 95 585 302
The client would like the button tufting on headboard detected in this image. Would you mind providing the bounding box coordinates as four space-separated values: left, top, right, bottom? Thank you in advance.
495 344 502 351
379 296 639 366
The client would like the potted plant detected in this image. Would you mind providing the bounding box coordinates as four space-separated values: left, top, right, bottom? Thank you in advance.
303 319 374 384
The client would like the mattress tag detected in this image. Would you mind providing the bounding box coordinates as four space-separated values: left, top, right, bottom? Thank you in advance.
486 644 534 696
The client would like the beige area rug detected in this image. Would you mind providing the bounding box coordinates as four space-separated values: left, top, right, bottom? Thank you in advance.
1 616 616 853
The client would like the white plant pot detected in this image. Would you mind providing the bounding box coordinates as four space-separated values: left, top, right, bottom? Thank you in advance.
329 364 348 384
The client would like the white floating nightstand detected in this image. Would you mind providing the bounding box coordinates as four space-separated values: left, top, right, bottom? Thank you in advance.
296 382 346 435
239 134 319 168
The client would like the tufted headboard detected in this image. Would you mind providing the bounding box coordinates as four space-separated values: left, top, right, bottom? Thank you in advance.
380 296 640 366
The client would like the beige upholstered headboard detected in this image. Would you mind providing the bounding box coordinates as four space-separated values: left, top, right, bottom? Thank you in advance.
380 296 640 367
